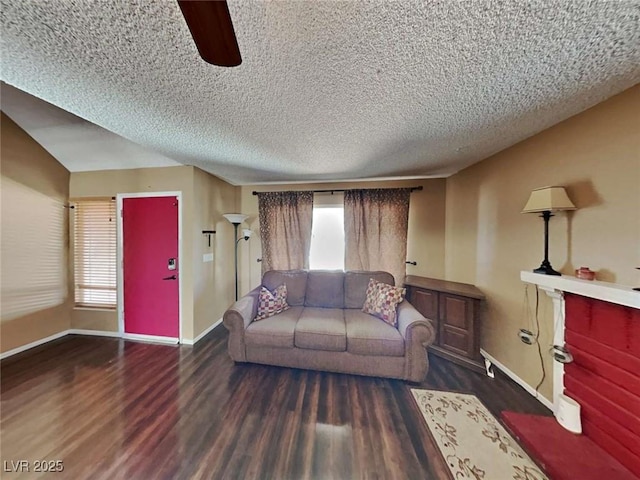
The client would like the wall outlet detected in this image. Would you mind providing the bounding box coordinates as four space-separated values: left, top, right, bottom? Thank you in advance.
203 253 214 263
518 329 534 345
552 345 573 363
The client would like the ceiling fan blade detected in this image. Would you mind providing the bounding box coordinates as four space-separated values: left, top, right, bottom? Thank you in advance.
177 0 242 67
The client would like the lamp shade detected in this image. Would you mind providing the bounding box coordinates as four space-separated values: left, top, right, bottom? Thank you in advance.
223 213 249 224
522 186 576 213
242 229 252 238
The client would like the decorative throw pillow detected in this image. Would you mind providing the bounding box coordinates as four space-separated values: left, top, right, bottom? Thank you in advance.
362 277 381 312
254 283 290 321
362 278 405 327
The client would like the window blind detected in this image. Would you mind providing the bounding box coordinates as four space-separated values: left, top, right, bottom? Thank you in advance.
73 199 117 308
1 177 67 320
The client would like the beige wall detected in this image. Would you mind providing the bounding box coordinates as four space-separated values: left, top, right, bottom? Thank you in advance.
193 167 237 339
70 167 196 337
238 178 447 296
445 85 640 400
69 166 238 341
1 113 72 353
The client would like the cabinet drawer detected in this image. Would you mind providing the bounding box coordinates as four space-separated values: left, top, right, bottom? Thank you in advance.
409 288 438 319
440 294 474 330
439 293 476 358
441 325 471 357
407 287 439 344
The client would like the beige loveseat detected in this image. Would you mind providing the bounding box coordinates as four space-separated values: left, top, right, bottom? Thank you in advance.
222 270 436 382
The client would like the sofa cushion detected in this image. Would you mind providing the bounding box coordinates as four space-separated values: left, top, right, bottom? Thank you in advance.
345 310 405 357
362 278 406 327
295 308 346 351
262 270 308 306
304 271 345 308
254 284 289 321
344 271 395 308
246 306 304 348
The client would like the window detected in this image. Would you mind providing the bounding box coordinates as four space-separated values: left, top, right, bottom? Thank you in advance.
309 206 345 270
1 177 67 319
73 199 117 308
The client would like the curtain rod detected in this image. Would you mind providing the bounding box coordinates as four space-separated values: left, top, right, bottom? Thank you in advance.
252 186 423 196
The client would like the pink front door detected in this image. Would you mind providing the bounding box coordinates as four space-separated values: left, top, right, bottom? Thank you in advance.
123 196 179 338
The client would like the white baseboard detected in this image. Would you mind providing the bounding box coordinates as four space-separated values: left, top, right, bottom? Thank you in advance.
480 348 554 411
0 330 70 360
1 327 189 360
1 329 121 360
122 333 179 345
182 318 223 345
1 320 224 360
68 329 121 338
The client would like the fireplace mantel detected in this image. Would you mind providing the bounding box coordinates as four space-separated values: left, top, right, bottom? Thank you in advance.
520 272 640 477
520 271 640 309
517 269 639 416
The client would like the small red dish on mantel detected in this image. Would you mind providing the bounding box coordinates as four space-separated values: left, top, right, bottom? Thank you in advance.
575 267 596 280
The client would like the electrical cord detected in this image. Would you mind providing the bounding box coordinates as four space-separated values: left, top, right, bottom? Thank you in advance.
521 284 533 333
533 286 546 394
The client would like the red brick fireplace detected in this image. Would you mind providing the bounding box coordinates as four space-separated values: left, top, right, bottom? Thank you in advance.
564 293 640 477
521 271 640 477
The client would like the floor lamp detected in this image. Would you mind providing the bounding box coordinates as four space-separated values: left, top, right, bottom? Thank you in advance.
223 214 251 301
522 186 576 276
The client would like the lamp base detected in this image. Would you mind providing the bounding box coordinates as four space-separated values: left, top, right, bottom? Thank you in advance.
533 261 561 276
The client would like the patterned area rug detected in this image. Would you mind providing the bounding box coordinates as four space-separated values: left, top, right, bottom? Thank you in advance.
410 389 549 480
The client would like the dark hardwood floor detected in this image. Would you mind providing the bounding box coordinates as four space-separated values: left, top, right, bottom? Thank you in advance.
1 327 550 480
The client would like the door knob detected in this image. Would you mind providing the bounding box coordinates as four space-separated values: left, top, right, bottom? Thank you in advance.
163 275 177 280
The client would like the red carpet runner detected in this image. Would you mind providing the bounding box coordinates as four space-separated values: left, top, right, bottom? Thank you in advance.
502 411 638 480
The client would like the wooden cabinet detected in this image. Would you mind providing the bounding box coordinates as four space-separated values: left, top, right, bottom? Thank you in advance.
405 275 484 372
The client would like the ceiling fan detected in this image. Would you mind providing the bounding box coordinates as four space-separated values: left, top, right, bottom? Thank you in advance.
177 0 242 67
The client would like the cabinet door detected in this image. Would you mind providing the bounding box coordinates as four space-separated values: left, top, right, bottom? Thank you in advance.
439 294 475 358
407 287 439 343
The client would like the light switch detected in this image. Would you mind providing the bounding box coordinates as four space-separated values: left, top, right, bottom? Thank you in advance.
203 253 214 263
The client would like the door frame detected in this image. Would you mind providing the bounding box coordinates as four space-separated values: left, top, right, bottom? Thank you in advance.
116 191 183 344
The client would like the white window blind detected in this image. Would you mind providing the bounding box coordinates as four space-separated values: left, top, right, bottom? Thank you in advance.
73 199 117 308
1 177 67 320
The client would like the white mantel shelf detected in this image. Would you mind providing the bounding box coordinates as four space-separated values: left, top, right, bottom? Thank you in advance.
521 271 640 309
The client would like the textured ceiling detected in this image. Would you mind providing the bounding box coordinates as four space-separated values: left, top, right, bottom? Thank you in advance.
1 83 182 171
1 0 639 185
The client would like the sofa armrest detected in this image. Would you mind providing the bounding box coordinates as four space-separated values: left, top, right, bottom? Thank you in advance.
222 286 261 362
397 300 436 382
397 301 435 344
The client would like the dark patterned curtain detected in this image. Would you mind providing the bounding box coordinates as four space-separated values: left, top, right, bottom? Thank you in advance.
344 188 411 285
257 191 314 274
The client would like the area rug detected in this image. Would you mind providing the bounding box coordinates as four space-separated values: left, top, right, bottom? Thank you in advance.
410 389 549 480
